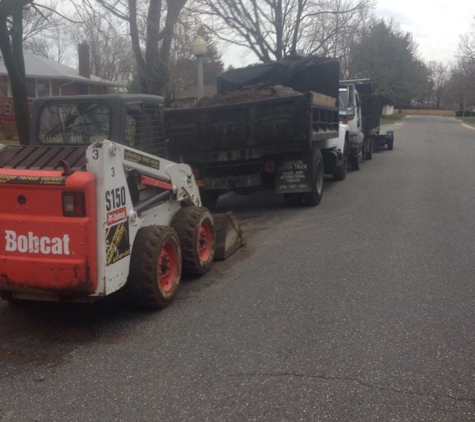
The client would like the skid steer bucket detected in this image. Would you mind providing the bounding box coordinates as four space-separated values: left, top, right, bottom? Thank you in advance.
213 212 245 260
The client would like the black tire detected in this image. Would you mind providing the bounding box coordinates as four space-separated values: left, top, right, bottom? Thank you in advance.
171 207 215 276
350 154 360 171
387 140 394 151
233 186 260 196
365 138 373 160
200 190 220 209
1 294 26 306
304 148 324 206
283 193 304 206
125 226 182 309
333 143 348 181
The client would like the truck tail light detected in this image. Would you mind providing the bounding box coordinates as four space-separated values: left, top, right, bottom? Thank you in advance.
62 192 86 217
264 160 276 173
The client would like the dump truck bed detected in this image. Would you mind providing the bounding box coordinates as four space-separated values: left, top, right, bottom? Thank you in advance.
354 83 382 136
166 92 339 164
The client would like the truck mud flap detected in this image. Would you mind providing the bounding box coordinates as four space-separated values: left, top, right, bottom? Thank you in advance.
213 212 245 260
275 153 313 194
321 149 339 174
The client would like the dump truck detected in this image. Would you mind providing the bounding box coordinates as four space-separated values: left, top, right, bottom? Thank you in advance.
0 94 242 308
339 81 394 170
166 56 348 208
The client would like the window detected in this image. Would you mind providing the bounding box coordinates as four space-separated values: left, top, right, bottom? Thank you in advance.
0 76 8 97
26 79 36 98
38 100 112 144
37 80 50 97
24 79 51 98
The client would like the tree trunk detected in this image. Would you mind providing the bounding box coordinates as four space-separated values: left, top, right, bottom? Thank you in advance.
0 8 30 145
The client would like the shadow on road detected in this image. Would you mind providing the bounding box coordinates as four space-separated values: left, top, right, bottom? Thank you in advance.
0 178 342 369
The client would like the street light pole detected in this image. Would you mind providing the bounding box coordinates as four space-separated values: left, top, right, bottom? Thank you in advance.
191 36 208 103
197 55 204 101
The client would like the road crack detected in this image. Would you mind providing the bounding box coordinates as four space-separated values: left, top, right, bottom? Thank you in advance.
226 371 475 404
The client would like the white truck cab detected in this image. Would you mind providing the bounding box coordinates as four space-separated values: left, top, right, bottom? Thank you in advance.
339 85 365 170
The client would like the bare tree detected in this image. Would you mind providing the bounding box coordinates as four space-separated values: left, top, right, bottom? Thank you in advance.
193 0 373 63
426 61 449 109
90 0 188 95
69 2 135 86
303 0 373 76
23 2 71 64
0 0 34 144
0 0 76 143
24 25 71 64
166 9 223 102
453 17 475 112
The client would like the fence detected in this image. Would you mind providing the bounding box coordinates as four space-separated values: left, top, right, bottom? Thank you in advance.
395 109 456 116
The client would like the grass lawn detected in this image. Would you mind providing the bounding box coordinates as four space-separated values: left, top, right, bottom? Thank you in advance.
380 114 406 126
0 139 19 146
459 116 475 127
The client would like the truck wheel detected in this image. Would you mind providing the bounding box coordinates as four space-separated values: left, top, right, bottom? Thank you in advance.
233 187 260 196
304 148 324 206
1 294 25 306
171 207 215 276
283 193 304 206
387 140 394 151
350 154 360 171
333 143 348 181
200 190 219 210
365 138 373 160
125 226 182 309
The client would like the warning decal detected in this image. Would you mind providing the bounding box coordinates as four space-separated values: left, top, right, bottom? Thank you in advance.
124 150 160 170
0 174 66 185
105 220 130 266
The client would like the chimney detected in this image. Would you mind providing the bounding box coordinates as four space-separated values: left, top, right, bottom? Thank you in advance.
78 42 91 79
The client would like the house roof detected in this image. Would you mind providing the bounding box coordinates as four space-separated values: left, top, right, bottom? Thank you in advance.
0 50 119 87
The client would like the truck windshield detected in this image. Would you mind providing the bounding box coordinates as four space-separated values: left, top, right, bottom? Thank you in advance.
338 90 355 119
339 90 349 111
38 100 112 144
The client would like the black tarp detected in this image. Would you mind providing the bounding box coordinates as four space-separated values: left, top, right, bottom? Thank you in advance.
217 56 340 100
354 83 383 135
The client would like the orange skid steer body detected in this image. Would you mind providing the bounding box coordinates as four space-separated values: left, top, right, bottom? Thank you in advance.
0 140 232 307
0 168 98 298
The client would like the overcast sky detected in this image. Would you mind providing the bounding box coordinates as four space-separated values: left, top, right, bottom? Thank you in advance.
223 1 475 67
376 0 475 64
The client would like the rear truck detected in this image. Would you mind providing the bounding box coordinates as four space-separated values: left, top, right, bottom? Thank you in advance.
0 94 243 308
339 80 394 170
165 56 348 209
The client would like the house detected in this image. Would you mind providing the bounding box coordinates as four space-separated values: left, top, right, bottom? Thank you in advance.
0 43 119 137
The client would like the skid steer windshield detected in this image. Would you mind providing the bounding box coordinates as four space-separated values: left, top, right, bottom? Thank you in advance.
38 100 112 144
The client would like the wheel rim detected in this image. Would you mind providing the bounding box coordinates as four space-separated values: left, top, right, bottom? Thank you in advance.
197 219 214 262
157 242 179 292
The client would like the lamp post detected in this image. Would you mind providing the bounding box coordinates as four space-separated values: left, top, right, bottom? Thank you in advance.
191 36 207 102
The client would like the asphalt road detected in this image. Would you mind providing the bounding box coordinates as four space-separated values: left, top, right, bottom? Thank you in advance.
1 115 475 421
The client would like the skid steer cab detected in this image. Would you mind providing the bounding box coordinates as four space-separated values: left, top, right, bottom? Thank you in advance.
0 140 220 308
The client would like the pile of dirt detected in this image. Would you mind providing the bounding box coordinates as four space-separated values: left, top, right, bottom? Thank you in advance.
196 84 302 108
